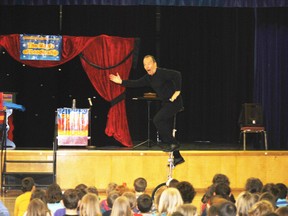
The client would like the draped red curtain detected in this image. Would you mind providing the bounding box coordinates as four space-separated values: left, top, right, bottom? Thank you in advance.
0 34 134 147
80 35 134 147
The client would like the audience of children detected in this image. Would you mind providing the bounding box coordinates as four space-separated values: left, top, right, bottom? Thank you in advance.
6 175 287 216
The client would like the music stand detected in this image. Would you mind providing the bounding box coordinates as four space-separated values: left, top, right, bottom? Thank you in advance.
132 97 160 149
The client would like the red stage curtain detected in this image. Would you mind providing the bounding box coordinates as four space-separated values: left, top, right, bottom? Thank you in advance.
0 34 134 147
80 35 134 147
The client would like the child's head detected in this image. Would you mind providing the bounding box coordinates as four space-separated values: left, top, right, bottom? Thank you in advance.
27 198 50 216
63 189 80 210
75 183 88 200
176 181 196 204
123 192 137 209
31 188 47 204
212 174 230 185
87 186 99 196
21 177 35 192
176 204 197 216
106 182 118 196
75 183 88 191
133 177 147 193
107 191 120 208
79 193 101 216
111 196 132 216
276 183 287 199
209 201 236 216
137 194 153 213
46 183 63 203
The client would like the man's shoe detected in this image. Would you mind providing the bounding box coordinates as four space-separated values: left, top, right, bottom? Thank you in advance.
163 143 180 152
167 157 185 167
173 157 185 167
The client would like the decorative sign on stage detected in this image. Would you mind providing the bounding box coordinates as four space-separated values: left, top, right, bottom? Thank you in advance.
20 34 62 61
0 92 24 149
57 108 89 146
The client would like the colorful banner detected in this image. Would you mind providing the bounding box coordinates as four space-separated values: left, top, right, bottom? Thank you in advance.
20 34 62 61
57 108 89 146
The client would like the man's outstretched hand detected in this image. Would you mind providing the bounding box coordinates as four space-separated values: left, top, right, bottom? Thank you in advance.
109 73 122 84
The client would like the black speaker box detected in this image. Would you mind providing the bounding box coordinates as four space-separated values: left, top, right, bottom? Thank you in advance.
239 103 263 127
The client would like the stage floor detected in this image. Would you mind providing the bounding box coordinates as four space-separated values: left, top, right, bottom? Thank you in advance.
58 140 274 153
14 140 253 151
94 141 244 151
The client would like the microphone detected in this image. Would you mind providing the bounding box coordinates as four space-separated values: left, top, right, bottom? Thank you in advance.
88 98 93 106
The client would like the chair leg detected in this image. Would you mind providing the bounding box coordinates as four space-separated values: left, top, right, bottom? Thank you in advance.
263 131 268 150
243 131 247 150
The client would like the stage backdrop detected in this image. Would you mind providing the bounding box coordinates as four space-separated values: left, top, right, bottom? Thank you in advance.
0 5 287 149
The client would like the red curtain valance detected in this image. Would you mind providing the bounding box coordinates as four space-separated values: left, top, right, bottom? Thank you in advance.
0 34 134 147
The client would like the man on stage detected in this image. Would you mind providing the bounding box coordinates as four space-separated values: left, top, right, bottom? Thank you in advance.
109 55 185 167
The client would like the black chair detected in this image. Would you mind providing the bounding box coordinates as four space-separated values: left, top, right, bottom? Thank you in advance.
239 103 268 150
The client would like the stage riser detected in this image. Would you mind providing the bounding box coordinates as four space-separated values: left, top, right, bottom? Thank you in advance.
1 150 287 191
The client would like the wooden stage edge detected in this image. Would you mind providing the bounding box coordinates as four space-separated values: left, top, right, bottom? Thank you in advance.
1 149 288 192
